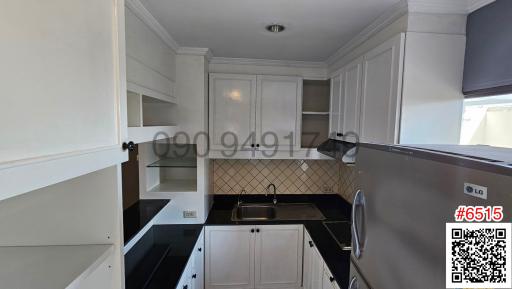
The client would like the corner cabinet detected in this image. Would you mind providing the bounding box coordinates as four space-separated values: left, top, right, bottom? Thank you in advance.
209 74 302 153
205 225 303 289
330 35 402 144
329 31 466 145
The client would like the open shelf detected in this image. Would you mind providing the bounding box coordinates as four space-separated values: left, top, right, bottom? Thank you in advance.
0 244 113 289
148 180 197 193
147 157 197 168
301 80 330 149
127 90 178 144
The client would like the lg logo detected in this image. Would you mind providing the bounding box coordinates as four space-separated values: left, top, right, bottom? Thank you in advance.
464 183 488 200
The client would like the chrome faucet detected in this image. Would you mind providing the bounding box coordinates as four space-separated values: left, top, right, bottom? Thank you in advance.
237 189 247 206
266 183 277 205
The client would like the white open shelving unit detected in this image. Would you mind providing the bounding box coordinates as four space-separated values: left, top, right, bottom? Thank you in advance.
301 80 331 149
0 166 123 289
127 87 178 144
139 143 198 198
0 245 114 289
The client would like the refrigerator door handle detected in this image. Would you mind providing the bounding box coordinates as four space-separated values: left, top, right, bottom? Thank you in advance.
352 190 366 259
348 276 358 289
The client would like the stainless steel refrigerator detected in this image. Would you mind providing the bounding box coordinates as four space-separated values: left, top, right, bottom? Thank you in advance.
348 144 512 289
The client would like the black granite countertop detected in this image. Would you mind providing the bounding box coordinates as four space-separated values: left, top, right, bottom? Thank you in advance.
125 194 352 289
125 224 203 289
123 199 170 245
205 194 352 289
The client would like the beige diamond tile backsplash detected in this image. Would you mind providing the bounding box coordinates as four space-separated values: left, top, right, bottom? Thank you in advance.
210 159 359 202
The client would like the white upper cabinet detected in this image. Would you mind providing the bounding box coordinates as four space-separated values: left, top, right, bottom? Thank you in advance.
329 31 463 145
125 6 176 103
342 57 364 142
360 34 404 144
256 76 302 151
0 0 127 200
329 75 343 140
254 225 303 289
209 73 302 153
209 74 257 151
328 34 404 145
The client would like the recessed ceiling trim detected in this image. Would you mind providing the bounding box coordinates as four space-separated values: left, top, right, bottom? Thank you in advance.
408 0 495 14
467 0 495 13
125 0 180 51
177 47 213 59
326 0 408 67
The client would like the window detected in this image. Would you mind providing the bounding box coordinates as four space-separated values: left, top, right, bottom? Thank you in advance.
460 94 512 148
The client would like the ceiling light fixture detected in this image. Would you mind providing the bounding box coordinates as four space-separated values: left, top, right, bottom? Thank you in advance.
266 24 285 33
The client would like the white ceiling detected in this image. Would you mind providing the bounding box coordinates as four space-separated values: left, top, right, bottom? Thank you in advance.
140 0 401 62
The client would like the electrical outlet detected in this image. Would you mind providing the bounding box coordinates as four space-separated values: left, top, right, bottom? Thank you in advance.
183 210 197 218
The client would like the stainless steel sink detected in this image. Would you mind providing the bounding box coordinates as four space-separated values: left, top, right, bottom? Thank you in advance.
232 204 277 221
231 203 325 221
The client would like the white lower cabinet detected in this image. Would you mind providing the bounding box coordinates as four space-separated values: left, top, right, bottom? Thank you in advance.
205 225 303 289
177 229 205 289
304 230 341 289
254 225 303 289
322 265 340 289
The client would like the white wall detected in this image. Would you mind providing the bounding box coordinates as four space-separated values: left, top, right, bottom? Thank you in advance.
399 32 466 144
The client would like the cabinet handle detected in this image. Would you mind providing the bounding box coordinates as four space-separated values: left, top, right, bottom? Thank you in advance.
251 144 255 148
251 229 255 233
122 141 135 151
336 133 343 137
330 277 335 283
198 247 202 252
308 241 314 248
192 274 197 279
256 144 260 147
256 228 260 233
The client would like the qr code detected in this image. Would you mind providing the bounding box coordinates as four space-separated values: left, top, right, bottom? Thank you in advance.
447 223 512 288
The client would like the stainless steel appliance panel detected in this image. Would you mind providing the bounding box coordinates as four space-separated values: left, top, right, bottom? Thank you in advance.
352 146 512 289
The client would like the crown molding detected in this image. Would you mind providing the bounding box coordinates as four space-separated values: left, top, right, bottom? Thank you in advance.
209 57 327 69
125 0 180 52
467 0 495 13
408 0 495 14
326 0 408 66
177 47 213 60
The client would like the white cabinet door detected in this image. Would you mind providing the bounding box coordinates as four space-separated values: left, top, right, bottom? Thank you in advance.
303 230 323 289
360 34 404 144
193 230 205 289
209 74 257 151
329 74 344 140
178 260 193 289
254 225 303 289
205 226 255 289
310 242 325 289
322 267 340 289
342 57 363 143
256 76 302 151
0 0 127 200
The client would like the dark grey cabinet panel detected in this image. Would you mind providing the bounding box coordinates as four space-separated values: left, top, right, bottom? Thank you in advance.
463 0 512 96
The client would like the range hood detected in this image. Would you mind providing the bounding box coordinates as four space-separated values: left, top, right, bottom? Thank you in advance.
317 138 357 163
